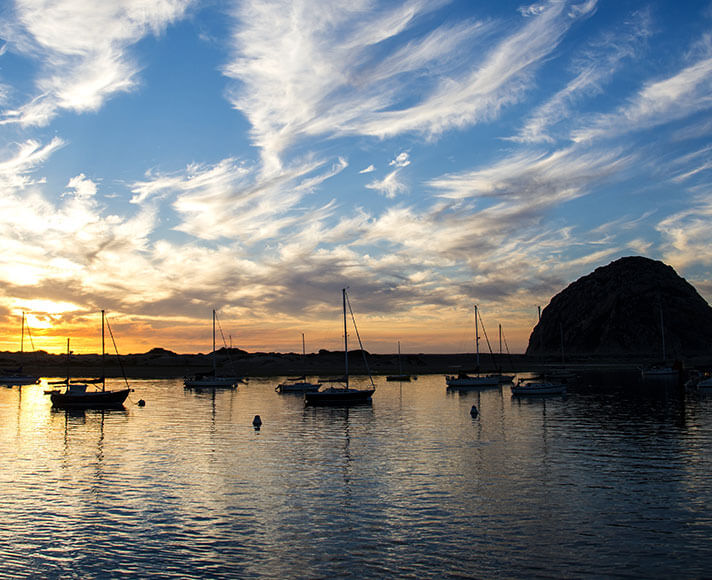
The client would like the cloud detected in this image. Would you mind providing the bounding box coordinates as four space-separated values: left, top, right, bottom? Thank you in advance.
511 8 651 144
572 54 712 143
223 0 595 168
658 192 712 270
1 0 192 126
366 169 407 198
64 174 98 200
359 164 376 174
0 137 64 192
132 155 347 242
428 144 629 207
354 0 597 139
389 152 411 167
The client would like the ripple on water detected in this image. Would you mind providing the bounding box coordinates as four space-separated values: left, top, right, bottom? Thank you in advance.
1 377 712 577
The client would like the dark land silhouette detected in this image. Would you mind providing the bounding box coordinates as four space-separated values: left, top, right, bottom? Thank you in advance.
527 256 712 357
4 346 712 379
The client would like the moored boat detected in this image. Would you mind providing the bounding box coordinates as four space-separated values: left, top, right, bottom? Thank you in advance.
184 310 244 388
641 304 679 380
386 374 411 382
276 334 321 392
386 341 411 382
276 375 321 393
0 312 40 386
696 375 712 391
304 384 375 405
50 312 132 410
446 371 501 387
445 305 502 388
511 377 566 396
304 288 375 406
0 368 40 386
641 365 678 379
50 382 130 409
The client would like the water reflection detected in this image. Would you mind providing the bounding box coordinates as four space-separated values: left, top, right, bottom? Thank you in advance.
0 375 711 578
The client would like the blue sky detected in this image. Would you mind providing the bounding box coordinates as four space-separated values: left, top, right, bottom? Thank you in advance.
1 0 712 355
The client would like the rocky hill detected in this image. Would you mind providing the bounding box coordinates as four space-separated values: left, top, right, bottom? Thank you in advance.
526 256 712 357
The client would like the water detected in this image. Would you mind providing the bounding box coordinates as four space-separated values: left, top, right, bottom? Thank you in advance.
1 374 711 578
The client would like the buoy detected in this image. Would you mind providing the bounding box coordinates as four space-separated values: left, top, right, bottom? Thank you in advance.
137 399 146 407
470 404 478 417
252 415 262 429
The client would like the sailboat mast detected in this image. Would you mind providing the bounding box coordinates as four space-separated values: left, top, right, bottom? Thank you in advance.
66 338 70 383
101 310 106 392
474 305 480 368
398 340 402 374
212 309 217 375
20 312 25 354
343 288 348 388
659 305 666 360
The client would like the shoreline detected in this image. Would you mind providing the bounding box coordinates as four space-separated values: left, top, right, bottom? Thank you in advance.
3 349 711 379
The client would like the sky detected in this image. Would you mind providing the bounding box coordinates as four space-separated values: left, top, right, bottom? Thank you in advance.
1 0 712 356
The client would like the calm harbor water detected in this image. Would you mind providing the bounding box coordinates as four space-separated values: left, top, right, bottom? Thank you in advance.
1 373 711 578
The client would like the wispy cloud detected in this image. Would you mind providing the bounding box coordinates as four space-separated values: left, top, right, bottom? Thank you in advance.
355 0 597 139
572 54 712 143
512 8 651 144
428 145 629 206
0 137 64 189
366 169 408 198
223 0 595 168
132 155 347 242
1 0 192 126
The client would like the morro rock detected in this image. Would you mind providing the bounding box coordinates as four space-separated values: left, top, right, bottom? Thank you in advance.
526 256 712 357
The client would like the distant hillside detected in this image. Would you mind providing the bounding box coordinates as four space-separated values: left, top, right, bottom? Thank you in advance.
526 256 712 357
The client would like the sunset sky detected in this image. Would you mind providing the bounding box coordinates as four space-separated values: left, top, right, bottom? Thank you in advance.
1 0 712 355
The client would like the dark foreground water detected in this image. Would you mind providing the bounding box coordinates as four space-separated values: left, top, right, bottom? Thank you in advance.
1 373 711 579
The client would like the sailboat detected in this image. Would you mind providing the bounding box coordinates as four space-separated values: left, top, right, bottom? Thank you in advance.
184 310 244 388
0 312 40 385
386 341 411 381
641 302 678 379
50 311 132 409
304 288 376 405
275 333 321 392
491 323 515 383
511 377 566 396
445 305 501 387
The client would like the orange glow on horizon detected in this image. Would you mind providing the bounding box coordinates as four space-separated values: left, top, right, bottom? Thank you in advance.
0 306 536 355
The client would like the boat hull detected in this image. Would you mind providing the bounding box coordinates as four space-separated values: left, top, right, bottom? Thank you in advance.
50 388 131 409
0 375 40 385
641 365 679 379
511 381 566 396
696 377 712 390
446 375 501 388
304 388 375 405
184 378 240 388
276 381 322 393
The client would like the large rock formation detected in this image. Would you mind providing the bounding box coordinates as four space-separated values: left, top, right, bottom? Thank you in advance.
526 256 712 357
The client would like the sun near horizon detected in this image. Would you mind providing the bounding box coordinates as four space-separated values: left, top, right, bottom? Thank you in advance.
0 303 538 356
